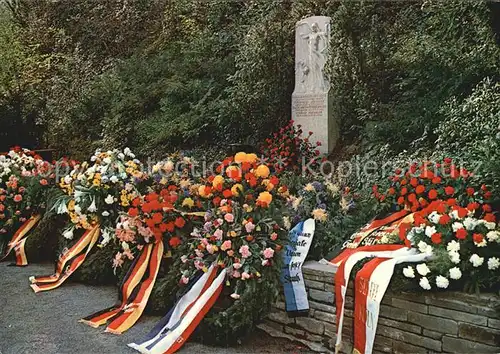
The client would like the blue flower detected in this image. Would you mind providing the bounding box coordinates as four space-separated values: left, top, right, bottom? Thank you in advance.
312 181 324 191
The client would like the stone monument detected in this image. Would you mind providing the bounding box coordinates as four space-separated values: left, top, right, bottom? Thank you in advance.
292 16 338 155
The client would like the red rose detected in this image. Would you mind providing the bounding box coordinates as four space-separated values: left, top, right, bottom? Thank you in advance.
222 189 233 198
467 202 479 211
166 222 175 233
175 217 186 228
444 186 455 196
415 185 425 194
432 177 442 184
408 193 417 203
466 187 475 196
457 207 468 219
388 187 395 195
439 214 451 225
455 228 467 240
169 236 182 248
473 233 484 244
13 194 22 202
431 232 442 244
483 204 492 213
397 196 405 205
428 189 438 200
128 208 139 217
401 187 408 196
410 178 418 187
484 191 492 199
484 213 496 223
447 198 457 206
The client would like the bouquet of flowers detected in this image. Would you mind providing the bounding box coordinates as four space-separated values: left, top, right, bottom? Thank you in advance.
400 199 499 292
53 148 149 241
260 120 325 174
176 152 290 343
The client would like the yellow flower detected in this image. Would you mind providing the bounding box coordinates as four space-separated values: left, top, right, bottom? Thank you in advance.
212 175 225 188
261 179 274 191
229 231 237 237
92 179 101 187
304 183 315 192
234 152 248 164
179 179 191 189
160 177 168 185
198 185 212 198
182 197 194 208
312 208 328 222
231 183 243 196
246 153 258 164
68 200 75 211
254 165 270 178
257 191 273 207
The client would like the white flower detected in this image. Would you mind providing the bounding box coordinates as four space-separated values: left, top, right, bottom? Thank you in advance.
449 267 462 280
436 275 449 289
450 210 462 220
104 195 115 205
419 277 431 290
486 231 499 242
110 175 119 183
87 199 97 213
118 153 125 160
100 228 111 246
428 212 440 224
463 217 477 231
90 155 97 162
446 240 460 253
63 175 72 184
469 254 484 267
74 204 82 215
449 251 461 264
230 293 240 300
487 257 499 270
403 266 415 278
103 157 112 164
102 211 110 217
452 222 464 232
121 241 130 251
63 228 74 240
425 226 437 237
417 241 429 253
416 263 430 276
283 216 291 230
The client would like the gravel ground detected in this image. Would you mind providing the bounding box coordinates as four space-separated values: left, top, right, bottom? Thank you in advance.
0 263 302 354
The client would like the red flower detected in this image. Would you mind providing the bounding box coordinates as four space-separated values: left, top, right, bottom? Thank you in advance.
13 194 22 202
401 187 408 196
388 187 395 195
410 178 418 187
222 189 233 198
175 217 186 228
455 228 467 240
473 233 484 244
213 196 221 206
397 196 405 205
484 191 492 199
466 187 475 196
169 237 182 248
152 212 163 224
444 157 452 164
457 207 468 219
439 214 451 225
408 193 417 203
446 198 457 206
165 222 175 233
431 177 442 184
483 204 492 213
428 189 438 200
132 197 141 207
431 232 442 244
484 213 496 223
415 185 425 194
467 202 479 211
444 186 455 196
128 208 139 217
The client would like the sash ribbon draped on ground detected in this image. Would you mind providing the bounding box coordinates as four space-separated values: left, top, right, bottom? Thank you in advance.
29 225 100 293
80 240 164 334
0 214 41 266
332 245 429 354
129 264 227 354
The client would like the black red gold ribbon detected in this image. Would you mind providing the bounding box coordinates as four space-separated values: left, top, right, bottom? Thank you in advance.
81 240 164 334
0 215 41 266
29 225 100 293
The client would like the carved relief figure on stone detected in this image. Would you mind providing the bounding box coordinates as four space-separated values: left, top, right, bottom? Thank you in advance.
297 20 330 93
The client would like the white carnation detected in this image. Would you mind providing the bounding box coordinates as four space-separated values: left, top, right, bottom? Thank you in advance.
450 210 462 220
110 175 119 183
435 275 449 289
469 254 484 267
419 277 431 290
449 267 462 280
418 241 429 253
428 211 441 224
403 266 415 278
449 251 461 264
486 231 499 242
63 228 74 240
416 263 430 276
103 157 112 164
446 240 460 253
425 226 437 237
463 217 477 231
452 222 464 232
487 257 499 270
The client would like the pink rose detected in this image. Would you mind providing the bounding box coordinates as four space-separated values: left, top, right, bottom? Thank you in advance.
263 247 274 259
239 245 252 258
221 240 232 251
232 270 241 278
227 250 234 257
270 232 278 241
233 262 242 269
214 229 224 240
180 276 189 284
224 213 234 223
245 222 255 233
241 272 250 280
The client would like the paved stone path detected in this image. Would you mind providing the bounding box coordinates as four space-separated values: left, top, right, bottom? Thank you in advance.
0 263 301 354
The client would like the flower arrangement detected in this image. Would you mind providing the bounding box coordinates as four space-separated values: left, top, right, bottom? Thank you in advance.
399 199 499 292
54 148 149 240
372 159 492 213
260 120 325 174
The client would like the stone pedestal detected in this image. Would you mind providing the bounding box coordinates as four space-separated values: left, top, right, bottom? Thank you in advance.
292 16 338 155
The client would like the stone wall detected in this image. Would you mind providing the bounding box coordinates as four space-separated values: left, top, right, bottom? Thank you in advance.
258 261 500 353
